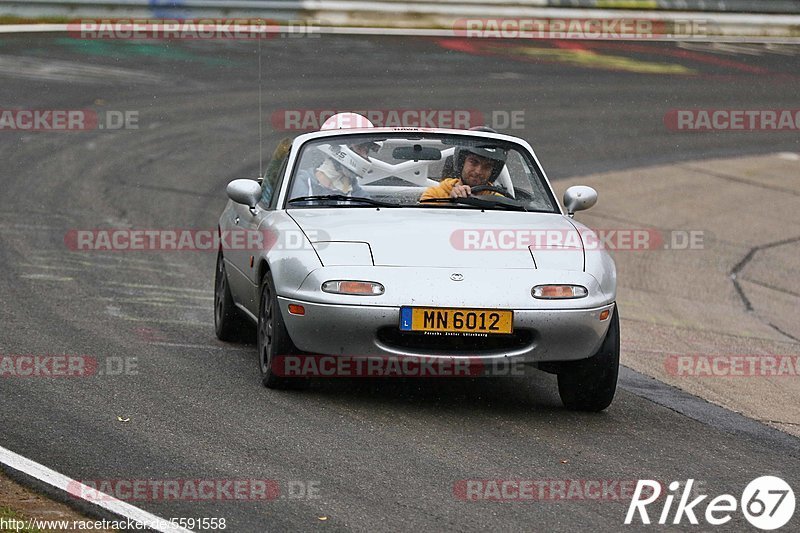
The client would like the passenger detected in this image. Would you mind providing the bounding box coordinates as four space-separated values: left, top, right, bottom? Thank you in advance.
291 112 380 198
296 140 378 197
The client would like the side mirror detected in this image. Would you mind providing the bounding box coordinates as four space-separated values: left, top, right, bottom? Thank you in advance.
563 186 597 217
227 179 262 210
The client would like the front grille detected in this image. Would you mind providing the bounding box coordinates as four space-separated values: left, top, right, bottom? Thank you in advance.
376 327 534 355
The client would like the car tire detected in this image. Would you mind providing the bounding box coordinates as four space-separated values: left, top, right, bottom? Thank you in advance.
214 250 248 342
257 271 306 389
556 306 619 412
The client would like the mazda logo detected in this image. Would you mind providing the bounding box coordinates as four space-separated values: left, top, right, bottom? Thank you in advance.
450 273 464 282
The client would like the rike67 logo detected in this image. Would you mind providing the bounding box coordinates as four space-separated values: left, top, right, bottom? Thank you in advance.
625 477 795 530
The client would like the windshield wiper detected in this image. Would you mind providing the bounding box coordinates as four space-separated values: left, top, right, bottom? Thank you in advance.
419 196 528 211
288 195 397 207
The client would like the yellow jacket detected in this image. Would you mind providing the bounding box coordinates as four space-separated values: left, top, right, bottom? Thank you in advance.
420 178 498 201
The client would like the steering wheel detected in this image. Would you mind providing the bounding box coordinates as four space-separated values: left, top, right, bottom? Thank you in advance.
470 185 515 199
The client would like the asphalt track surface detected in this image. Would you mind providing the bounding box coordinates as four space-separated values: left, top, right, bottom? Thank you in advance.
1 34 799 531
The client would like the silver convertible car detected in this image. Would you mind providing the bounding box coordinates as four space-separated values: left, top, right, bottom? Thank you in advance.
215 114 618 411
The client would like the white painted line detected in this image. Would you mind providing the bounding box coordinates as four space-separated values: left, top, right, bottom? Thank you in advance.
0 444 194 533
148 341 252 350
19 274 74 282
113 316 214 326
317 26 800 43
0 23 66 33
0 23 799 42
101 281 211 293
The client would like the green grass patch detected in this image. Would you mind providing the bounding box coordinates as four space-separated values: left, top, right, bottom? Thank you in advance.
0 506 45 533
0 16 72 25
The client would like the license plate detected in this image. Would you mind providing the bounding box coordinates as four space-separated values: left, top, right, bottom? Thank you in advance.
399 307 513 335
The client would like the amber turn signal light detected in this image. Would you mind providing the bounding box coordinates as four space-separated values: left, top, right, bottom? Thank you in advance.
532 285 588 299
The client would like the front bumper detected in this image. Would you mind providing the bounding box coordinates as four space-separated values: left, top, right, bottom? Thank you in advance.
279 297 615 362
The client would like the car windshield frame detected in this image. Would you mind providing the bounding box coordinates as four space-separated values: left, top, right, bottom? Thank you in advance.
280 131 560 213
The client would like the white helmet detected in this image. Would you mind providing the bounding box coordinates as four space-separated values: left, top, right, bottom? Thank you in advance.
317 143 373 177
320 112 374 130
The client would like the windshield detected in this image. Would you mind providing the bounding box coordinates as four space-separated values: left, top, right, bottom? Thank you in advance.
285 133 559 212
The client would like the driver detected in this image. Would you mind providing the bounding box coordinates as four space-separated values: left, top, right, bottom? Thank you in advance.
420 143 507 201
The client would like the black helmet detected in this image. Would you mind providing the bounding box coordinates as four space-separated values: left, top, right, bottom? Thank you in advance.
454 143 508 182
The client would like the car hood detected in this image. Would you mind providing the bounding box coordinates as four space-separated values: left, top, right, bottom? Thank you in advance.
288 208 584 270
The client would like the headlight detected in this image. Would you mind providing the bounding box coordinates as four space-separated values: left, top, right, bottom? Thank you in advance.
532 284 587 299
322 280 385 296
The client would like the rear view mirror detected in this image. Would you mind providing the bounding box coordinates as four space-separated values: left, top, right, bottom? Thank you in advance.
563 186 597 216
392 145 442 161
